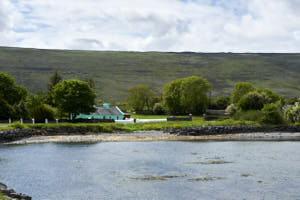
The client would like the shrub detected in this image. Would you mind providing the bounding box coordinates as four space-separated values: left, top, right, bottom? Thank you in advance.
284 103 300 123
215 96 231 110
0 97 14 120
233 110 264 122
286 97 299 105
237 92 270 111
225 104 237 115
153 103 165 115
11 121 25 129
30 104 55 123
261 103 283 125
209 96 231 110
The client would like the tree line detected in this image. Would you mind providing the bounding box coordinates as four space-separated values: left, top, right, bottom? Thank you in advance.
0 72 96 122
125 76 300 124
1 71 299 125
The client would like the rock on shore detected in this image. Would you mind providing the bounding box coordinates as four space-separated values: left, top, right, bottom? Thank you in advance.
0 182 31 200
1 126 300 144
167 126 300 136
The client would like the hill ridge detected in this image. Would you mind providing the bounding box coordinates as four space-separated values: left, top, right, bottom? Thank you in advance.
0 46 299 101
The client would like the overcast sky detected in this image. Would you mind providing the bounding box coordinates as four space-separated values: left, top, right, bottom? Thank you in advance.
0 0 300 52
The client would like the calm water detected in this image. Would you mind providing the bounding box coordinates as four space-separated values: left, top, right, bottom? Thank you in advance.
0 141 300 200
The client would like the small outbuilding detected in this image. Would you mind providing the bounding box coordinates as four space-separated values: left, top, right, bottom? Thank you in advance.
75 103 125 120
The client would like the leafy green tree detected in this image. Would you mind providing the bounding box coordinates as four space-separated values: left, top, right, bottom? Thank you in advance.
26 92 47 117
162 79 183 114
180 76 211 114
13 100 29 120
153 103 165 115
0 97 14 120
162 76 211 114
47 71 63 92
126 85 155 111
258 88 284 104
87 78 95 89
47 71 63 105
52 79 96 119
231 82 256 104
0 72 27 105
237 91 271 111
31 104 55 122
26 91 47 108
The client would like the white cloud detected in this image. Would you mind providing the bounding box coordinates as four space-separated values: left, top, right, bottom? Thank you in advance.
0 0 300 52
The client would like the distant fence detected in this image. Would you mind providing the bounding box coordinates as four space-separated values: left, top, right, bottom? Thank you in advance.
167 116 192 121
0 119 59 124
60 119 115 123
204 109 229 121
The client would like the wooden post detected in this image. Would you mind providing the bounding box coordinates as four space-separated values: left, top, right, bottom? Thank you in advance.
189 113 193 121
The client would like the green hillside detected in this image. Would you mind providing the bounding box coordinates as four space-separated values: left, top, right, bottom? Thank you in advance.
0 46 300 101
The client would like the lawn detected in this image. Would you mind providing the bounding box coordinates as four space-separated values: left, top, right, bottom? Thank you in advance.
0 117 260 133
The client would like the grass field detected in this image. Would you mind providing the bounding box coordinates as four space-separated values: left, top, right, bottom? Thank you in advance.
0 118 259 133
0 46 300 102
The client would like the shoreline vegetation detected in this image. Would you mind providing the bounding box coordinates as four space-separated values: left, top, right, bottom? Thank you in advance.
1 115 300 144
1 122 300 144
0 183 31 200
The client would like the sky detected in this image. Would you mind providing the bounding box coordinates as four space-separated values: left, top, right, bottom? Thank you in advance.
0 0 300 52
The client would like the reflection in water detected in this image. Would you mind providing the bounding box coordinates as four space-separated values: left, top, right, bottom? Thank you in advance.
0 141 300 200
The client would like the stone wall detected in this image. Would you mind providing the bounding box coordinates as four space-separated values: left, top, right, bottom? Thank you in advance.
167 126 300 136
0 128 94 143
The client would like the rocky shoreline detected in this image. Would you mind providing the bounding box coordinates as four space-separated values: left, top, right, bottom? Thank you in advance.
0 183 31 200
0 126 300 143
167 125 300 136
1 126 300 144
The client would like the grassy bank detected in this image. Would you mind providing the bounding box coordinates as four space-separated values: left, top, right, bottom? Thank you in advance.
0 117 260 133
0 192 9 200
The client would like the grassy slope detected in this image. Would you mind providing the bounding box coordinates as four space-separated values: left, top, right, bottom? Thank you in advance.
0 46 300 101
0 192 9 200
